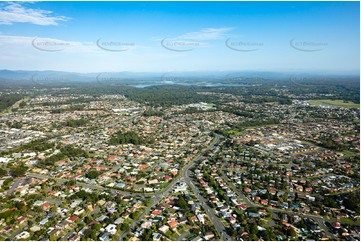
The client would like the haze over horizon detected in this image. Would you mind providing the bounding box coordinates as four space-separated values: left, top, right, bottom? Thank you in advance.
0 1 359 74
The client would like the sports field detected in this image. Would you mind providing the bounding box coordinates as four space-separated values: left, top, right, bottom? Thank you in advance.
309 99 360 109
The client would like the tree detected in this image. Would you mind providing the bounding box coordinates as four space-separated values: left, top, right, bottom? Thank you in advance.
93 223 102 231
142 229 152 241
260 228 276 241
0 167 7 177
143 109 163 117
343 191 360 211
10 167 27 177
65 180 76 186
130 211 140 220
83 228 97 240
250 223 258 235
324 197 337 208
0 94 23 112
109 130 149 145
287 228 297 237
86 170 99 179
63 118 87 128
120 222 129 231
176 196 188 210
15 201 26 211
230 228 238 237
84 216 92 224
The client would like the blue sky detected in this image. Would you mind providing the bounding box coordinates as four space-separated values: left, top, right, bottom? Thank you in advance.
0 1 359 73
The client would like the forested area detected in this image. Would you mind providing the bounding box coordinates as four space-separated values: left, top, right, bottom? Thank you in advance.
0 138 55 156
10 76 357 107
142 109 164 117
343 190 360 212
285 77 360 104
120 85 220 107
109 130 151 145
37 145 88 167
50 104 85 113
0 94 24 111
63 118 88 127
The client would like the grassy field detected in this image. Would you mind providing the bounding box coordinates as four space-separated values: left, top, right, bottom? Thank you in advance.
309 99 360 109
227 129 244 136
205 103 216 108
341 150 357 156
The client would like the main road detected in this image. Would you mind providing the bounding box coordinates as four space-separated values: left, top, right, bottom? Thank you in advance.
120 134 233 241
27 133 232 240
184 135 232 241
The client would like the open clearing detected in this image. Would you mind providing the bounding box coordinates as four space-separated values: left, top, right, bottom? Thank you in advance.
309 99 359 109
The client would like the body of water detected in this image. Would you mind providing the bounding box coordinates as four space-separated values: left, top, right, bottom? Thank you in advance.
130 82 251 88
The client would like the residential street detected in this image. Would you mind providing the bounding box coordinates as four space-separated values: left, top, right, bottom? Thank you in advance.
120 134 231 240
220 165 339 240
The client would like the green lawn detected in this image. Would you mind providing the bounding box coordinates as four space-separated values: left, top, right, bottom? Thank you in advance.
226 129 244 136
205 103 216 108
309 99 360 109
158 181 170 189
165 230 179 240
341 150 357 156
340 217 360 225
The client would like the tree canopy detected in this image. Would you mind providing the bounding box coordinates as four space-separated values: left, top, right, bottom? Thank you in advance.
109 130 148 145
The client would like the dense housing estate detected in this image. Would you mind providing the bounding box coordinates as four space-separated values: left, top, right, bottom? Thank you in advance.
0 81 359 241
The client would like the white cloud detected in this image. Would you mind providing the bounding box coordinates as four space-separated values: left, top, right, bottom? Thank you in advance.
0 2 68 25
0 35 157 54
0 34 181 72
0 35 83 50
153 27 234 51
178 27 233 41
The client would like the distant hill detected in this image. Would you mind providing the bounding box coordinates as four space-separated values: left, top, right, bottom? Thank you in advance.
0 69 358 87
